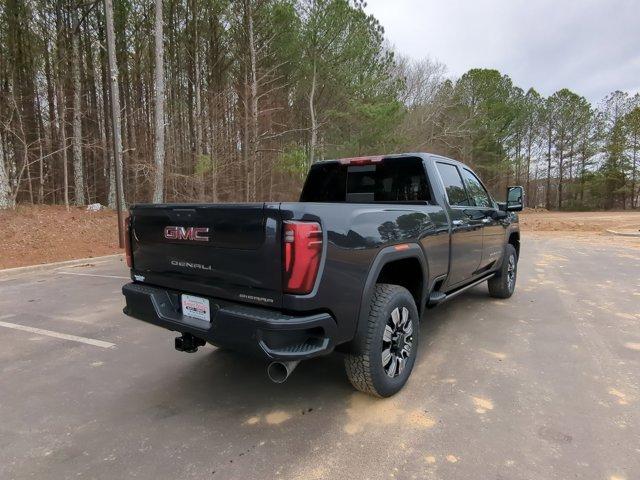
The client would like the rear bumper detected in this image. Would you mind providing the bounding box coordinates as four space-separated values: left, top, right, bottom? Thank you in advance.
122 283 336 361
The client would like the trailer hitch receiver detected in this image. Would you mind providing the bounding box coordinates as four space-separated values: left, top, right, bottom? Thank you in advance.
175 333 206 353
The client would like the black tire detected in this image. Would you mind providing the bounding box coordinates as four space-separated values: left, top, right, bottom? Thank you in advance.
488 244 518 299
345 284 419 397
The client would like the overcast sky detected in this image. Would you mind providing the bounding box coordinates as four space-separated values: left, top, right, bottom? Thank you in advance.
364 0 640 103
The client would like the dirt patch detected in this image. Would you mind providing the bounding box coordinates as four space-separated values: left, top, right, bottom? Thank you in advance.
265 410 292 425
0 205 121 269
342 393 436 435
472 396 494 414
519 211 640 249
519 210 640 233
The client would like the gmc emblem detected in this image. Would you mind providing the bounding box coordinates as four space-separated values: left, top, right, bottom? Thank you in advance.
164 226 210 242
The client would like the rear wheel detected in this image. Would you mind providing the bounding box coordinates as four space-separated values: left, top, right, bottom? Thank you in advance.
345 284 419 397
488 244 518 298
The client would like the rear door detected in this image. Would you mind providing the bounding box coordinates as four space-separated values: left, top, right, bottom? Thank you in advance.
436 162 484 286
459 168 504 270
130 203 283 307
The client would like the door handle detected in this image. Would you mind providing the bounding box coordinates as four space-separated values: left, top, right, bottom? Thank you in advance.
481 218 492 224
452 220 465 227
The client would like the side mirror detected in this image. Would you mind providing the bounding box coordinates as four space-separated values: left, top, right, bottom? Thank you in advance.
506 186 524 212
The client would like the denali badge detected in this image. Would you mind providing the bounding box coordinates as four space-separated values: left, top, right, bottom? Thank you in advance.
164 226 210 242
171 260 212 271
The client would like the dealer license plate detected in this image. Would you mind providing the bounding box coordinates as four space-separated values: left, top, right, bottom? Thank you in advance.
181 294 210 322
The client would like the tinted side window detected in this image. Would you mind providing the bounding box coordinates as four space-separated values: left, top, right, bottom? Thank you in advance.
346 159 429 202
436 163 469 206
300 163 347 202
461 169 492 207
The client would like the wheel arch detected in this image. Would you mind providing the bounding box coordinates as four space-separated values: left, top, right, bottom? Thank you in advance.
508 230 520 258
349 244 429 354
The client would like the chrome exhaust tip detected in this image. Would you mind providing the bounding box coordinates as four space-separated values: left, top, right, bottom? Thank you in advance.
267 360 300 383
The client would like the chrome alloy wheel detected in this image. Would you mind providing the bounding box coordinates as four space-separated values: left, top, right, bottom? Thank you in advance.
506 254 516 292
381 306 414 378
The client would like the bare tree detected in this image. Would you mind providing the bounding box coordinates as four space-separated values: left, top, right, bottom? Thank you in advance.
152 0 165 203
104 0 125 245
308 58 317 164
247 0 259 202
71 5 85 205
0 137 12 209
57 82 70 211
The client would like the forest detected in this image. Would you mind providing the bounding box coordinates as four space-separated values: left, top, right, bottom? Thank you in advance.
1 0 639 211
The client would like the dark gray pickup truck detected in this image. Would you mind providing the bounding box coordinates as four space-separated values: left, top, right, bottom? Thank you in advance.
122 153 522 396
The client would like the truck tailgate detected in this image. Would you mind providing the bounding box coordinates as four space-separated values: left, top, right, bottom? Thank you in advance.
130 203 283 307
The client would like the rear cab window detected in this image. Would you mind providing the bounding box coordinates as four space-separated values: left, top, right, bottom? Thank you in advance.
300 157 431 203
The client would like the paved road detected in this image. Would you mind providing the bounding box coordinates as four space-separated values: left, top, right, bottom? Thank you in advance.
1 236 639 480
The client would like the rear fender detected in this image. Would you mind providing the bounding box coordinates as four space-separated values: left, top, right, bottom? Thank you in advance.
350 244 428 354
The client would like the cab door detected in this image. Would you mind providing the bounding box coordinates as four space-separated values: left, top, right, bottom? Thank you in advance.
435 162 483 286
459 167 505 270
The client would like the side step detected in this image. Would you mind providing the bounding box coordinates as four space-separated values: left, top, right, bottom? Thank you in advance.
428 291 446 306
428 273 495 307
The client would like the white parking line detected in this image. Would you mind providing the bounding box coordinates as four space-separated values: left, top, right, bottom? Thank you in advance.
0 320 116 349
57 271 129 280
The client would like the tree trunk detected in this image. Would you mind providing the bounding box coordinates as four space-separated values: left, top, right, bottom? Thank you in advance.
190 0 204 201
557 138 564 210
246 0 258 202
243 74 250 202
525 132 532 203
104 0 126 213
545 125 552 210
38 128 44 203
580 146 586 204
632 131 638 208
152 0 166 203
26 147 34 204
35 91 46 203
44 35 58 203
0 139 12 209
309 59 317 166
71 8 86 206
58 82 70 211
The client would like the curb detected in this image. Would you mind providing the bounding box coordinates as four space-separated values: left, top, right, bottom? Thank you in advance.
605 229 640 237
0 253 124 277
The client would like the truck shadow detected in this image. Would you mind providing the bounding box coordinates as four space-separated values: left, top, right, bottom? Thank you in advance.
124 342 353 430
125 286 491 426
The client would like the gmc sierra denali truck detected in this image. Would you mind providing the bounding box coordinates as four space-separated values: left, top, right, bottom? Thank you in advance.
122 153 523 397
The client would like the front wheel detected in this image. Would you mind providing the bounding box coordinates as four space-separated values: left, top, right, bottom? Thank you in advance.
488 244 518 298
345 284 419 397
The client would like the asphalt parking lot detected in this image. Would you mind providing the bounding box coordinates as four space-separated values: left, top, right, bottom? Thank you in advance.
1 236 639 480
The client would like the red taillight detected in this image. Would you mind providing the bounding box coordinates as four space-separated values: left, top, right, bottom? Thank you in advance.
124 216 133 268
283 221 322 294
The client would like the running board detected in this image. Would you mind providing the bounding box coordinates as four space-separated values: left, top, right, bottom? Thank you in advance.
428 273 496 306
